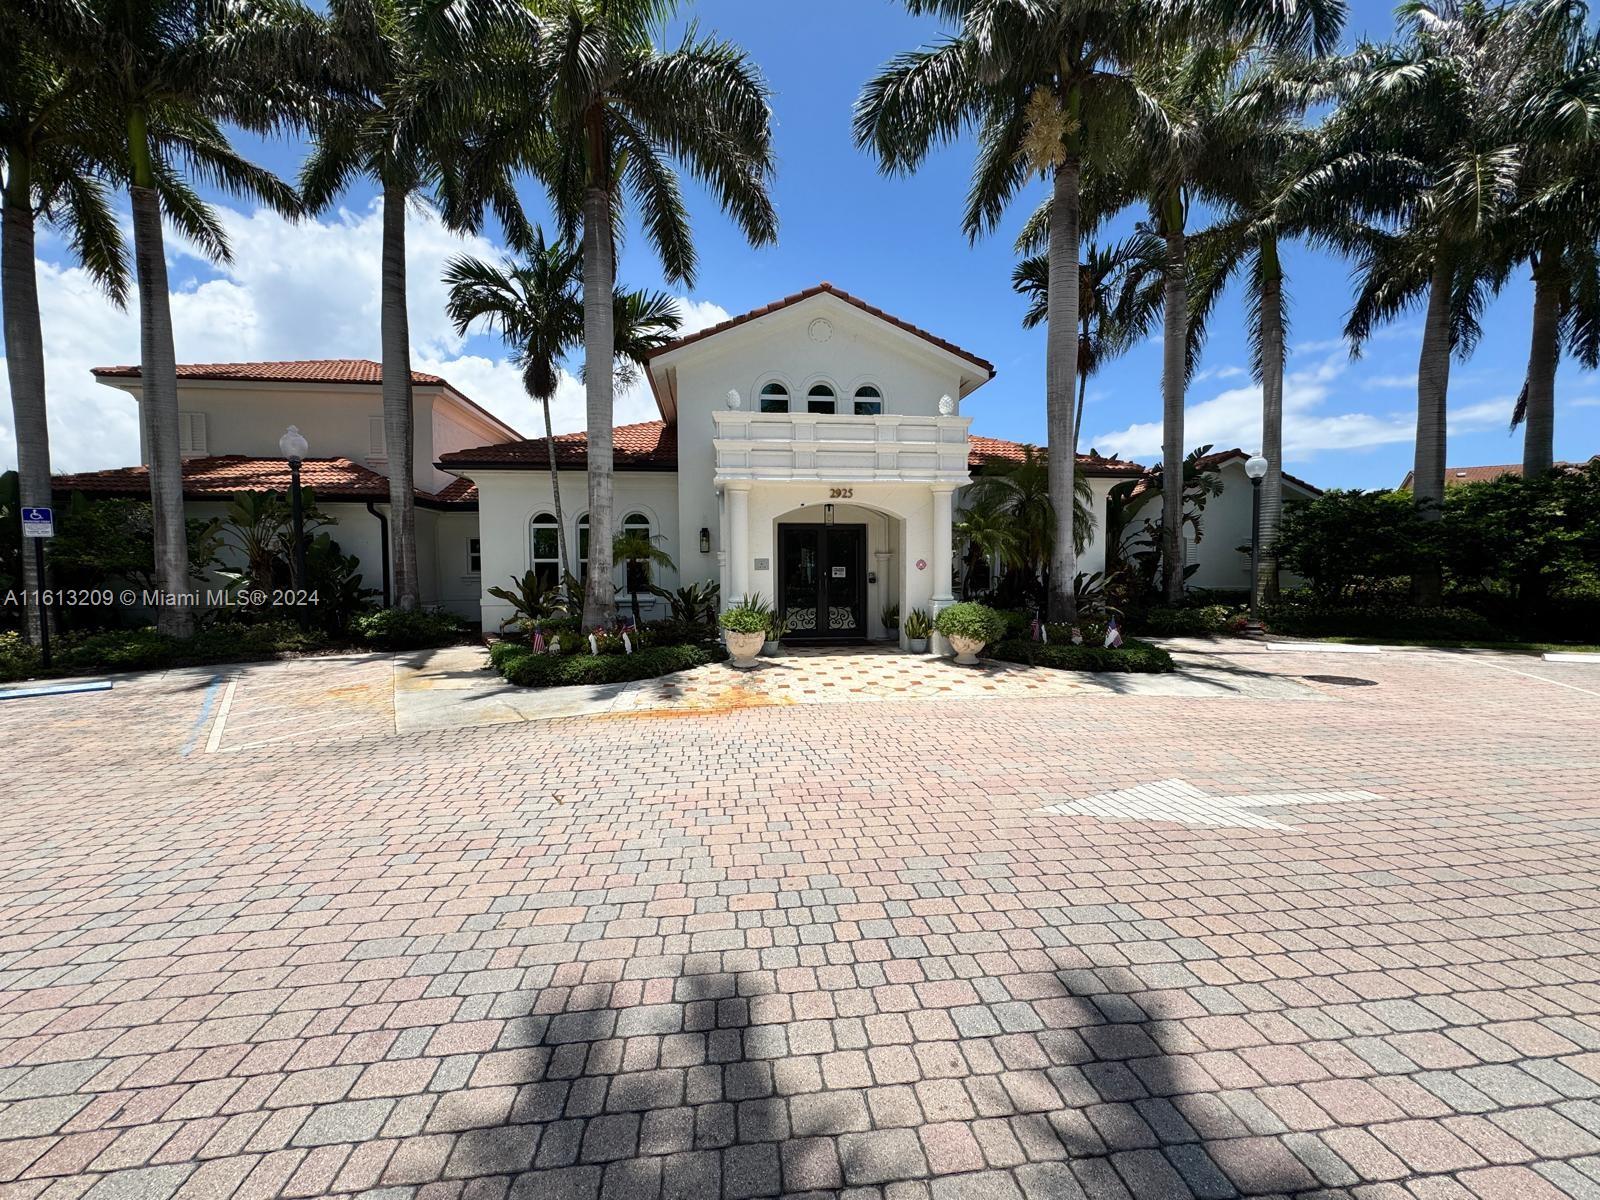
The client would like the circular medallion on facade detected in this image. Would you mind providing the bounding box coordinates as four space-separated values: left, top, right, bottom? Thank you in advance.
807 317 833 343
916 559 927 571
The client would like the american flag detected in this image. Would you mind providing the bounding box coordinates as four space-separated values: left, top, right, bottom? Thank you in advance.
1104 617 1123 649
532 627 547 653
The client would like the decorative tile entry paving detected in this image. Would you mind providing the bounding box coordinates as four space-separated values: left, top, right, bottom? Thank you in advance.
1035 777 1387 830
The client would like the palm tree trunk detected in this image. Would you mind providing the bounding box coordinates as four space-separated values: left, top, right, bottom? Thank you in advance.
1044 157 1080 625
127 110 192 638
1521 256 1559 478
540 394 571 586
1256 236 1285 604
1412 257 1453 606
380 182 420 611
1072 322 1089 456
2 152 51 645
580 170 617 629
1160 216 1188 605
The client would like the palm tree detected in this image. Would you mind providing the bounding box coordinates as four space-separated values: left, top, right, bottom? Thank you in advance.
302 0 539 612
1504 4 1600 476
955 490 1022 597
1320 3 1526 602
442 231 682 590
1187 54 1333 602
1 5 129 644
612 528 675 629
856 0 1342 623
965 445 1094 602
48 0 310 637
531 0 777 628
1012 232 1163 452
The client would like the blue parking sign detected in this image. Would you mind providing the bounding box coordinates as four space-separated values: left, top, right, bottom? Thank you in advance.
21 507 53 538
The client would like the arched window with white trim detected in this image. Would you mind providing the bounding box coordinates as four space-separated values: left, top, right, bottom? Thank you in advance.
619 511 655 594
759 381 789 414
853 384 883 416
576 513 589 585
528 513 560 593
806 382 836 415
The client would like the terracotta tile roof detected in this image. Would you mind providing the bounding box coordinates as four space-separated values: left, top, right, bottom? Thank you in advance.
967 435 1146 476
439 421 679 471
1192 447 1323 496
92 359 448 385
647 283 996 376
52 455 473 508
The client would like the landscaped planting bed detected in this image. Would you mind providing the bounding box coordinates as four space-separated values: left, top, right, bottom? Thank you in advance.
490 639 725 687
989 637 1175 673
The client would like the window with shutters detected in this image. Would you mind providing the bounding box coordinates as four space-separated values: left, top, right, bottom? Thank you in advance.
177 412 207 458
368 416 387 461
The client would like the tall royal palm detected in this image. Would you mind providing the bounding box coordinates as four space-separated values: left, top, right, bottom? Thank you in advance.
1322 3 1523 602
532 0 777 627
856 0 1342 622
303 0 538 611
443 231 682 586
1187 55 1332 601
1 6 129 644
47 0 308 636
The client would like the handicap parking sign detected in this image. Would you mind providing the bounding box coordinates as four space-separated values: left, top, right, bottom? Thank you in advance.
21 507 53 538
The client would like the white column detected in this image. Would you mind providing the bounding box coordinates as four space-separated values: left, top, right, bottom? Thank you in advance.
727 481 751 603
930 484 956 607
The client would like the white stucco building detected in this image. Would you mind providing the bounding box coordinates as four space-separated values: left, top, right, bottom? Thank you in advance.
60 283 1319 634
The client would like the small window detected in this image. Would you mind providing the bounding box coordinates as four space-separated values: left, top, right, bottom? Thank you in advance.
621 511 654 594
576 514 589 585
807 383 836 415
529 513 560 592
178 411 207 457
367 416 387 460
853 385 882 416
467 538 481 575
759 381 789 414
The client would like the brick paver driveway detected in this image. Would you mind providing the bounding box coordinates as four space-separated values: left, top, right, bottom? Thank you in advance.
2 646 1600 1200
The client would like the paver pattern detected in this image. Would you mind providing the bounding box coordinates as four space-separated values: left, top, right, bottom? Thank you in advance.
2 646 1600 1200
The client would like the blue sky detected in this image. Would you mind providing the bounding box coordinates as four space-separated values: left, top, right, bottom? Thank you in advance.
8 0 1598 484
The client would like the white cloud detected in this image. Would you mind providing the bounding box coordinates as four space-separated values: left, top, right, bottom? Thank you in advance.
1090 353 1516 463
1361 372 1416 390
1193 364 1247 384
1570 395 1600 409
2 198 729 471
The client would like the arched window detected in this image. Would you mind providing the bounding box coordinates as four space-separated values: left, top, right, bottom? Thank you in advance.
620 511 654 594
853 384 883 416
759 381 789 414
576 514 589 584
806 382 836 415
528 513 560 593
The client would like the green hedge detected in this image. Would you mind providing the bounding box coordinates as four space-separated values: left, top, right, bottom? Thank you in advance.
1133 604 1245 637
492 641 726 687
1260 598 1499 641
0 621 340 682
989 637 1175 673
350 608 471 650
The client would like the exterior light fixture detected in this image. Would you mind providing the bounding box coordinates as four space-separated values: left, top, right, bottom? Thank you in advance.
280 426 310 623
1245 453 1269 620
699 527 711 554
824 504 835 526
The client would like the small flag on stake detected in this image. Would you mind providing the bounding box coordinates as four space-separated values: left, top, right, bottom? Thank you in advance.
1104 617 1123 649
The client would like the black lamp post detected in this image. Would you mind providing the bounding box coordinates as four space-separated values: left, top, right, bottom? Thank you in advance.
280 426 309 620
1245 453 1268 618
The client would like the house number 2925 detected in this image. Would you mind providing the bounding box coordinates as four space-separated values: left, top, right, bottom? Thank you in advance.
828 487 853 499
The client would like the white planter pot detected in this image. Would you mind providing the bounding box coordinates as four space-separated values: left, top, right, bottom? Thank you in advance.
948 634 985 665
724 630 766 667
907 637 929 654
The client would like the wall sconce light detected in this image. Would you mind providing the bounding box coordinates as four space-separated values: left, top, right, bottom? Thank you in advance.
699 527 711 553
824 504 835 526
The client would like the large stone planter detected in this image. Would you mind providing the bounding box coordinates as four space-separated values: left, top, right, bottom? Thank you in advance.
724 630 766 667
948 634 985 665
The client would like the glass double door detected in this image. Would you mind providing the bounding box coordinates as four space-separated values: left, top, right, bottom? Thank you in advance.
778 524 867 641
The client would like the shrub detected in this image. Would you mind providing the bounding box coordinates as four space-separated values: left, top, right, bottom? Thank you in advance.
989 638 1175 673
719 595 773 635
351 608 471 650
934 602 1006 644
646 618 723 648
494 642 726 687
1275 489 1435 602
1043 619 1110 645
1261 596 1499 641
904 609 932 639
0 631 42 682
1135 604 1240 637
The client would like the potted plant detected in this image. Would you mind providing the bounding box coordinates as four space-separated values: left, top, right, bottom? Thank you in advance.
719 595 772 667
762 609 782 656
904 608 932 654
934 601 1005 665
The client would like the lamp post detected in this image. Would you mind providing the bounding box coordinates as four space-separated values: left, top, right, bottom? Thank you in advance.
279 426 310 620
1245 453 1268 619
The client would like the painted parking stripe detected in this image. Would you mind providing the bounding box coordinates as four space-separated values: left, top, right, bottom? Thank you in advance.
179 675 224 757
1264 642 1381 654
204 679 238 754
1544 652 1600 663
0 679 112 701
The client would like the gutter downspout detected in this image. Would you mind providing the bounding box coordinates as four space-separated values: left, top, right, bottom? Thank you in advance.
366 500 391 607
